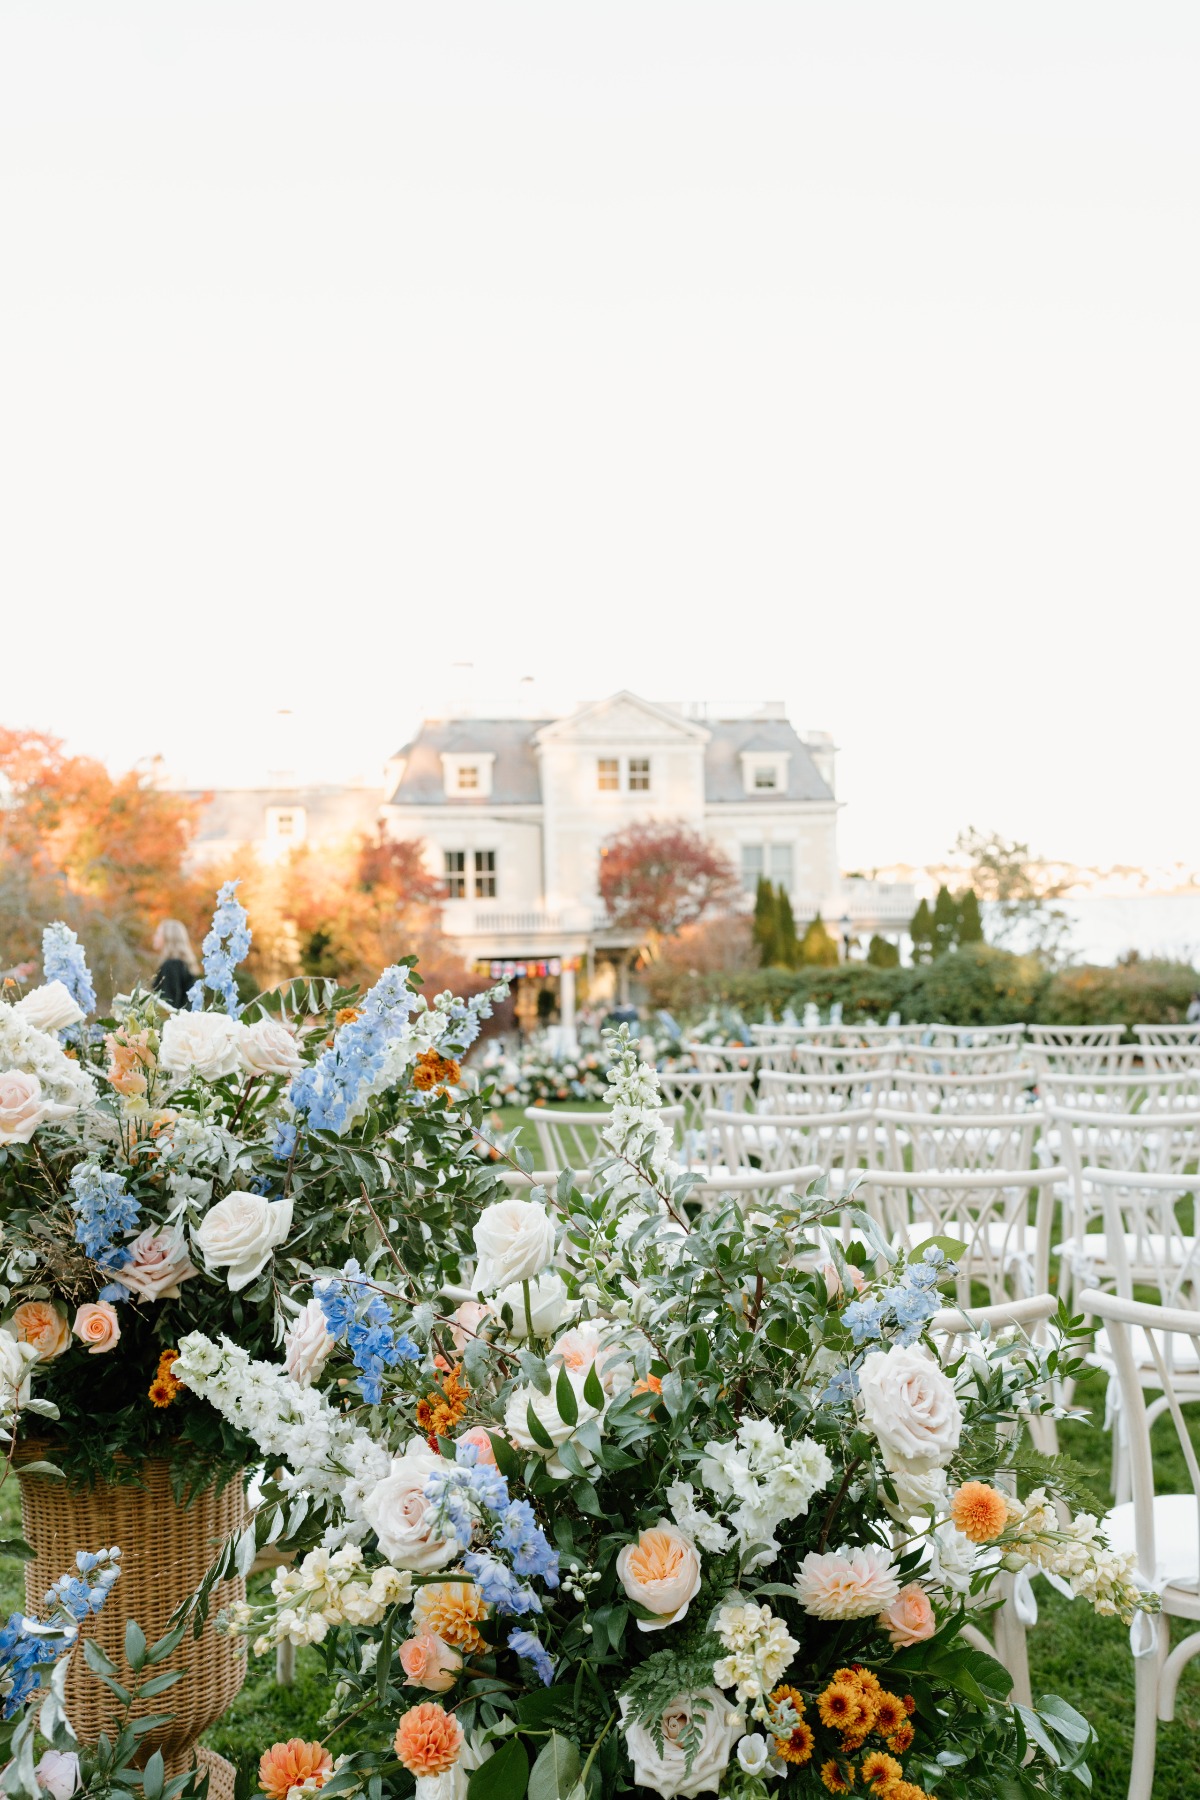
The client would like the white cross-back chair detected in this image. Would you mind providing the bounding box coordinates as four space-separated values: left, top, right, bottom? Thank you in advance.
686 1042 794 1073
922 1024 1028 1048
524 1106 684 1172
1037 1069 1200 1116
921 1292 1060 1708
1051 1109 1200 1307
706 1105 876 1188
684 1162 823 1213
900 1042 1025 1076
756 1067 884 1113
1134 1024 1200 1047
793 1044 898 1078
1031 1043 1141 1078
860 1167 1061 1308
874 1108 1044 1177
882 1068 1036 1114
1136 1044 1200 1076
1078 1288 1200 1800
656 1070 754 1169
1026 1023 1127 1047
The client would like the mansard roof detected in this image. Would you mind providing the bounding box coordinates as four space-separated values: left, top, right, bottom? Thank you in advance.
704 719 833 802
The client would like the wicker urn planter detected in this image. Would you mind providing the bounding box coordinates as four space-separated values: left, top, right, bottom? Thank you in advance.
17 1458 248 1795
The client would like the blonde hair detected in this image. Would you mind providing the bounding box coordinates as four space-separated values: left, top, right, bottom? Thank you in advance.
155 919 198 974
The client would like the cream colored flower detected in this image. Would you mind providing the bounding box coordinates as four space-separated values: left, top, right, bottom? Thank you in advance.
616 1524 702 1633
794 1544 901 1619
193 1192 293 1291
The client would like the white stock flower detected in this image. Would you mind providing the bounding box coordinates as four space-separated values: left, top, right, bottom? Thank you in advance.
193 1192 293 1291
493 1270 576 1339
285 1298 335 1387
665 1481 731 1554
619 1689 744 1799
472 1198 556 1293
712 1603 798 1704
360 1440 459 1572
16 981 84 1035
34 1750 80 1799
238 1018 304 1076
160 1011 243 1080
0 1328 38 1418
859 1343 963 1472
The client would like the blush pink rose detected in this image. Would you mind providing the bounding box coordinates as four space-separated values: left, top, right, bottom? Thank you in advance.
72 1302 121 1355
113 1228 198 1302
398 1633 462 1693
455 1427 499 1469
0 1072 52 1146
879 1581 936 1647
449 1300 490 1353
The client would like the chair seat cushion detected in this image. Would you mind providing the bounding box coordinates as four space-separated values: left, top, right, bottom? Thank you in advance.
1054 1232 1197 1273
1104 1494 1200 1595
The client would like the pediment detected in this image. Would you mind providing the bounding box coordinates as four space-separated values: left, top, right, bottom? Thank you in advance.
534 691 709 748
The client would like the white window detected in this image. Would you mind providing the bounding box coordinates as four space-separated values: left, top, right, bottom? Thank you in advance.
444 850 467 899
627 757 651 791
456 764 479 792
597 758 620 792
474 850 496 898
265 805 307 844
741 845 765 893
769 843 794 889
739 751 790 795
441 753 494 798
753 766 777 790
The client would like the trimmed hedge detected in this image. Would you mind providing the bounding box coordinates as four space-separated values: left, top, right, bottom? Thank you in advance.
643 944 1200 1033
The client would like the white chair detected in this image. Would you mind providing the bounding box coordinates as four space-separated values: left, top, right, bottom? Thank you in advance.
793 1044 897 1079
1078 1289 1200 1800
1031 1043 1141 1078
900 1042 1026 1076
860 1167 1061 1308
874 1108 1044 1177
1051 1109 1200 1307
1037 1069 1200 1115
525 1105 684 1170
1134 1025 1200 1046
756 1067 883 1113
1136 1044 1200 1076
686 1042 794 1073
882 1068 1036 1114
707 1106 876 1188
685 1163 822 1212
1027 1023 1127 1048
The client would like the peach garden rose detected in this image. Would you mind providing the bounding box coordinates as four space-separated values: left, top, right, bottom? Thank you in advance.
11 1301 71 1360
71 1301 121 1355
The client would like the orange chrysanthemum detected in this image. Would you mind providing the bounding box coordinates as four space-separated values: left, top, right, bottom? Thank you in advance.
258 1739 333 1800
412 1051 462 1092
871 1693 908 1737
149 1348 182 1408
950 1480 1010 1544
834 1666 881 1699
415 1364 470 1445
903 1695 916 1716
393 1703 463 1777
820 1760 856 1794
887 1722 915 1755
818 1682 868 1734
861 1750 904 1793
768 1686 813 1765
878 1784 929 1800
410 1581 489 1654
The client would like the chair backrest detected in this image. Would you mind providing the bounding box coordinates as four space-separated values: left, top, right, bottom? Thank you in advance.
919 1024 1028 1048
794 1045 897 1076
1080 1288 1200 1586
898 1043 1025 1076
685 1163 822 1211
1030 1043 1141 1077
1137 1044 1200 1075
1134 1024 1200 1045
524 1106 684 1170
1037 1069 1200 1114
685 1042 793 1072
1052 1105 1200 1181
875 1108 1044 1175
929 1290 1059 1357
882 1068 1036 1113
1025 1023 1127 1046
706 1106 876 1179
860 1167 1061 1304
656 1069 755 1130
756 1067 882 1112
1085 1167 1200 1312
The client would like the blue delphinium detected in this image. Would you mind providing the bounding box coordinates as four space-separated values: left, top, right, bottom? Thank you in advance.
68 1163 139 1272
0 1547 120 1718
271 1120 297 1161
289 966 414 1134
841 1247 953 1350
189 881 252 1017
315 1261 419 1404
507 1627 556 1687
842 1295 886 1346
422 1446 559 1616
42 922 96 1018
496 1500 560 1586
462 1550 542 1616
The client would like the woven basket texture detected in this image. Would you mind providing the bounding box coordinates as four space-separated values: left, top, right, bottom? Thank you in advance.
18 1459 247 1775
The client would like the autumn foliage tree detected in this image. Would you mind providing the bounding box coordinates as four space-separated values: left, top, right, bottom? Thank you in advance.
597 821 740 953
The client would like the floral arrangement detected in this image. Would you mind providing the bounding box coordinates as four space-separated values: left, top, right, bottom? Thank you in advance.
171 1027 1137 1800
473 1034 611 1110
0 890 507 1488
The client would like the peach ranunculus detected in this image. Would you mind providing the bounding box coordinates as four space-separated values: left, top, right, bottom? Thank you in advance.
794 1545 901 1620
398 1632 462 1692
616 1524 703 1634
455 1426 499 1469
393 1703 463 1777
879 1581 936 1648
257 1740 333 1800
72 1302 121 1355
410 1581 489 1655
112 1228 198 1303
10 1302 71 1361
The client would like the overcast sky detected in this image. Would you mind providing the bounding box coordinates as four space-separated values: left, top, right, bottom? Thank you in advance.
2 3 1197 872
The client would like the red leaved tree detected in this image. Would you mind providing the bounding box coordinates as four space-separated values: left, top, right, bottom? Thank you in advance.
597 821 740 950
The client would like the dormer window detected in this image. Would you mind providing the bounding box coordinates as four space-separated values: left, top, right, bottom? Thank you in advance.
739 750 789 795
441 752 494 798
753 766 777 790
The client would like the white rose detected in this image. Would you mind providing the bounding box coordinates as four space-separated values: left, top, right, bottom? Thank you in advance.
493 1271 576 1340
620 1689 744 1799
160 1011 243 1081
928 1523 979 1595
859 1343 963 1472
16 982 85 1035
361 1440 458 1572
34 1751 80 1799
113 1227 198 1301
238 1019 304 1077
0 1071 58 1145
882 1463 949 1523
0 1328 37 1415
193 1191 294 1291
472 1198 556 1294
504 1378 601 1479
285 1298 335 1387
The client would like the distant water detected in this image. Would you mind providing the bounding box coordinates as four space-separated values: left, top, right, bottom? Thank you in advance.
1002 895 1200 966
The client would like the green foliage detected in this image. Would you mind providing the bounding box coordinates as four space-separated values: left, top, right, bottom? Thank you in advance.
775 887 799 968
957 886 985 944
909 897 933 963
867 934 900 968
932 884 960 958
907 942 1047 1026
1039 959 1200 1027
798 911 839 967
751 875 778 968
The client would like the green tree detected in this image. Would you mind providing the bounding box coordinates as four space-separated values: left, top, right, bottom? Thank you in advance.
753 874 779 967
932 884 959 958
954 826 1072 963
867 934 900 968
799 912 839 968
956 887 984 945
909 897 933 964
775 886 799 969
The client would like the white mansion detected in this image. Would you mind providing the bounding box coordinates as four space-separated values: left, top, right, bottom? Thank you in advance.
189 692 913 1003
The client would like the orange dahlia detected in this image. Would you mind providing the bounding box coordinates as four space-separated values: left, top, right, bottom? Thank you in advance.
393 1703 463 1777
410 1581 488 1654
950 1480 1010 1544
258 1740 332 1800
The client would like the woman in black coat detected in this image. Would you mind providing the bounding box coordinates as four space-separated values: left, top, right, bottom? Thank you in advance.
152 919 200 1008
